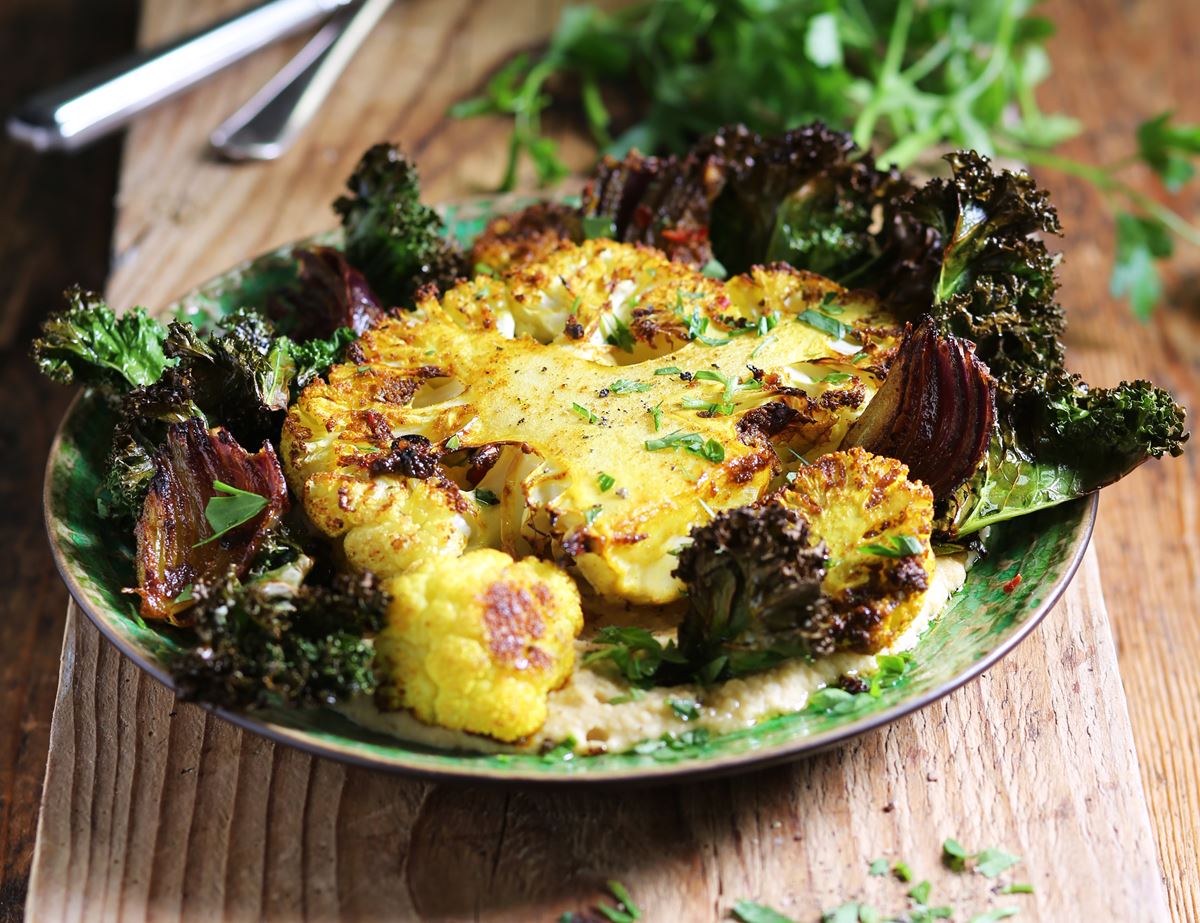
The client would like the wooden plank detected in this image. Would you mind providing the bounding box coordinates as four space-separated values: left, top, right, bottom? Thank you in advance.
27 555 1170 921
22 0 1197 917
1034 5 1200 919
0 1 137 918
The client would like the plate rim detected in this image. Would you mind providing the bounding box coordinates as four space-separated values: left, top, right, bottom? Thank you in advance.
39 228 1099 786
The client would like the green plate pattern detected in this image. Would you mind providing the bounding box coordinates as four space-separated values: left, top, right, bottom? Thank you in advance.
42 200 1096 784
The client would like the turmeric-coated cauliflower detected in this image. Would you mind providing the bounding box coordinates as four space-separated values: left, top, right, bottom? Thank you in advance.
375 549 584 742
773 447 935 652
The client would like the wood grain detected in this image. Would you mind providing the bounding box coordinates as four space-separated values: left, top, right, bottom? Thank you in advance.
25 554 1171 922
0 2 137 919
16 0 1200 918
1034 5 1200 919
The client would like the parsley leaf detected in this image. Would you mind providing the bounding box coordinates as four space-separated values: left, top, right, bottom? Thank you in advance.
859 535 923 557
668 697 700 721
644 430 725 463
976 848 1021 878
797 309 851 341
193 480 268 547
609 378 652 394
731 900 796 923
649 402 664 431
598 472 615 492
601 314 635 352
572 402 600 424
474 488 500 506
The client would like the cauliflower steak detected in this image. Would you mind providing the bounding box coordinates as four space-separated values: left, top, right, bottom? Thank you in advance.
283 240 902 605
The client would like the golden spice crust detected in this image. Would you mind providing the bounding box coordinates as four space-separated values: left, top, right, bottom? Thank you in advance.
774 447 935 652
375 549 583 742
468 201 580 275
282 239 903 605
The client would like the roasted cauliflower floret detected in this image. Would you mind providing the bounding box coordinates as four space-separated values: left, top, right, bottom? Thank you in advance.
375 549 584 742
774 447 935 652
282 239 903 603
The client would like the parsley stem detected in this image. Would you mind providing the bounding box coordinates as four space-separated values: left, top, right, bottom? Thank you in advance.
853 0 913 149
1001 145 1200 247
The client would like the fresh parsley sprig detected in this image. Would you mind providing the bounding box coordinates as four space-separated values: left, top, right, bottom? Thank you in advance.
451 0 1200 318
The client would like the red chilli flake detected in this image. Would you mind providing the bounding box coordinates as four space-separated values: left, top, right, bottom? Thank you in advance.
1002 573 1023 594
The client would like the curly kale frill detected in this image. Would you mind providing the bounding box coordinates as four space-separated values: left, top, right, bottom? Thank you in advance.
32 287 171 397
907 153 1189 533
673 504 834 681
334 143 467 307
172 561 388 710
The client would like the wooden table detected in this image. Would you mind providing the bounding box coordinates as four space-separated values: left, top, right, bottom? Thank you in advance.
2 0 1197 920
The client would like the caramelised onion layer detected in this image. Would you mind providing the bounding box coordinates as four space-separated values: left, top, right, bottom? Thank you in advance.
134 419 288 624
843 318 995 498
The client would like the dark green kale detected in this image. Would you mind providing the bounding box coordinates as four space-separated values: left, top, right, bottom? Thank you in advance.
171 556 388 709
334 143 467 308
674 504 834 680
907 154 1188 533
33 290 358 522
31 287 172 397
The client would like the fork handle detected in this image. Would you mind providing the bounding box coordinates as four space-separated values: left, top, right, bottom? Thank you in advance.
6 0 352 152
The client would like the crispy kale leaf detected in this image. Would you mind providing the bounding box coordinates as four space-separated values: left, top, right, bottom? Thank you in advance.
95 311 354 521
910 154 1188 533
674 505 833 681
172 559 388 710
334 143 467 308
32 287 172 397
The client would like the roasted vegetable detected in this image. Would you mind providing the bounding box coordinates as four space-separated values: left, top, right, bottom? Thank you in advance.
93 311 354 521
134 419 288 623
282 239 900 605
172 561 388 709
844 319 996 499
910 154 1189 533
775 448 936 653
375 549 583 742
274 245 385 340
32 287 171 397
334 143 467 308
674 504 833 680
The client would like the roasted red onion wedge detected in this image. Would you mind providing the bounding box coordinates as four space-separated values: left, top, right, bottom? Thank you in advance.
133 418 288 624
843 319 995 499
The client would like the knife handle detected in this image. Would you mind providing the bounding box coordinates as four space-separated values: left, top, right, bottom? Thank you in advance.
6 0 352 152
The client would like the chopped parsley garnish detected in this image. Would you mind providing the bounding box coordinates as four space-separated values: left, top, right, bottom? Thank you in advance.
682 396 735 415
473 261 496 277
445 434 461 450
693 368 736 403
893 861 914 883
632 728 710 757
668 697 700 721
967 910 1019 923
540 736 577 763
585 504 603 525
582 215 616 239
820 371 854 384
599 880 641 922
607 688 644 705
649 402 664 431
598 472 615 492
601 314 636 352
738 377 763 391
193 480 268 547
609 378 653 394
942 839 970 872
859 534 923 557
474 488 500 506
749 334 775 359
868 858 889 877
999 884 1034 895
976 848 1021 878
797 308 851 340
584 626 686 686
644 430 725 463
820 292 845 314
851 351 870 363
806 654 912 715
758 311 781 335
655 366 683 376
572 402 600 424
909 881 932 904
731 901 795 923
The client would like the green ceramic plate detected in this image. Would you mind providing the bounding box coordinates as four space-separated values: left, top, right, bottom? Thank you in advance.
43 201 1096 785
